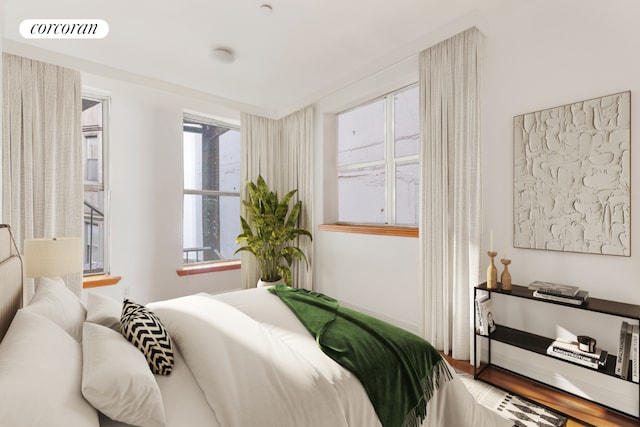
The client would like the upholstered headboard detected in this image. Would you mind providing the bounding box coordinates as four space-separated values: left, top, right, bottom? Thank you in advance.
0 225 23 342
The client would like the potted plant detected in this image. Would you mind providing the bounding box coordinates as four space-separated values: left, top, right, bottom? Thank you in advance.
234 175 312 286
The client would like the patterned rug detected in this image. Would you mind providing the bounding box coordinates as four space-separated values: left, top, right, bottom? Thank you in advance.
458 373 568 427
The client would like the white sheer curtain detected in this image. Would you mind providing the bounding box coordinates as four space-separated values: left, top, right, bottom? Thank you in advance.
2 53 83 296
240 106 313 289
418 28 482 360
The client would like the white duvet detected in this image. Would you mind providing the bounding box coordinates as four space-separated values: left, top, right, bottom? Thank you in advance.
102 287 511 427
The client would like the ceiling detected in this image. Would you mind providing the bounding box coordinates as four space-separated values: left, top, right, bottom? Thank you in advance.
3 0 500 118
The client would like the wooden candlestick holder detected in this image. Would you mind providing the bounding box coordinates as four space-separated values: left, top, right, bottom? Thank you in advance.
500 259 512 291
487 251 498 290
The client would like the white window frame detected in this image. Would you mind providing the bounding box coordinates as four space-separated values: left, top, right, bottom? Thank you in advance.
82 92 111 276
336 83 419 226
182 112 241 266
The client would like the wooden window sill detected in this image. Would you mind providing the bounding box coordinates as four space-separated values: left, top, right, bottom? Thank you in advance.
318 223 418 238
83 274 122 289
177 260 241 277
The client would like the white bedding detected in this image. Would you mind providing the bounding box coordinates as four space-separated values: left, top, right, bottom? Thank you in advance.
101 287 511 427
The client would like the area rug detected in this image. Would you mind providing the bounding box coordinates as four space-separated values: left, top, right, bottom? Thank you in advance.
458 373 568 427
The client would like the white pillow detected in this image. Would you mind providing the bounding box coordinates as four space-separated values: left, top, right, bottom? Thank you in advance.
23 276 86 341
86 292 121 331
82 322 167 427
0 310 99 427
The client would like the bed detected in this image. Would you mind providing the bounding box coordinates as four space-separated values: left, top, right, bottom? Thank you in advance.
0 224 512 427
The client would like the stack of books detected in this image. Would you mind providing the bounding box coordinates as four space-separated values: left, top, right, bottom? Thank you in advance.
528 281 589 306
546 339 608 369
615 321 639 383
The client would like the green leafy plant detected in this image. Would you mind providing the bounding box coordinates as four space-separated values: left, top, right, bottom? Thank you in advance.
234 175 312 285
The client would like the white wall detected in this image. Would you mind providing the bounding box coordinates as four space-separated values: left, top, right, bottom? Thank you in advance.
314 0 640 330
80 74 242 304
481 2 640 414
313 0 640 415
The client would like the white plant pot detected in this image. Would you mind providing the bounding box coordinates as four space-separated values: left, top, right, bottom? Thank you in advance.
257 276 285 288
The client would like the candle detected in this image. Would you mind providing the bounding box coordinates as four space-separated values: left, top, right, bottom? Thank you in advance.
504 239 508 259
490 229 494 252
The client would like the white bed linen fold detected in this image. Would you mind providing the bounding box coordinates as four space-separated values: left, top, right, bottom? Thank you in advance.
148 294 351 427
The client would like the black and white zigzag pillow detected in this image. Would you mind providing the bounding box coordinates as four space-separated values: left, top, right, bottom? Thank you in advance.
120 299 174 375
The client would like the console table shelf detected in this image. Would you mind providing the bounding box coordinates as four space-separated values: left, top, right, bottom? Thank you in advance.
474 282 640 421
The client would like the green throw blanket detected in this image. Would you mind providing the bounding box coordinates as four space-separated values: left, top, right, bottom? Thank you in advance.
269 285 452 427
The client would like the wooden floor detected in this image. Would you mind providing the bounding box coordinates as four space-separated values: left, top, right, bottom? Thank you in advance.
442 353 638 427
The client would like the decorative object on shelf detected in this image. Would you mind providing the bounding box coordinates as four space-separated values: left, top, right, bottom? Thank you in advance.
532 289 589 306
528 280 580 297
499 259 511 291
486 251 498 290
513 91 631 257
631 324 639 383
235 175 312 286
577 335 596 353
546 339 607 369
615 320 639 381
476 296 496 335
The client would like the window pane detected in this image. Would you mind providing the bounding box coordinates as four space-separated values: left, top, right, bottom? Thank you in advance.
218 129 241 193
82 95 107 276
394 85 420 158
183 194 240 263
183 128 203 191
338 99 385 166
395 161 420 226
338 165 385 223
84 190 105 274
184 123 239 192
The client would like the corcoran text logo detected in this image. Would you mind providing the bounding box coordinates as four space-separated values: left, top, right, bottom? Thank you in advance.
20 19 109 39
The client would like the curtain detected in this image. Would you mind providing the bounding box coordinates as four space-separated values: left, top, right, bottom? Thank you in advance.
418 28 482 360
2 53 83 297
240 106 313 290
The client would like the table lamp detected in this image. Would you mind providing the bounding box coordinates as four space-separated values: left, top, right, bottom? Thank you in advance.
24 237 83 279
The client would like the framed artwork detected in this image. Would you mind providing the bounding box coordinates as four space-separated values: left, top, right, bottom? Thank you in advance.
513 91 630 256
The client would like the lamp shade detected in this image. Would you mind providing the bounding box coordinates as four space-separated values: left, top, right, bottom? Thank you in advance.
24 237 83 278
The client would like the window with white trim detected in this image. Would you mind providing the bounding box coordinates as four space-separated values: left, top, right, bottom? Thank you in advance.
82 94 110 275
183 114 241 265
337 83 420 226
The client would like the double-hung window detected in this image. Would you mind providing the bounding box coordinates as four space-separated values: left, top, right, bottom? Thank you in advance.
183 114 241 265
82 94 109 275
337 83 420 226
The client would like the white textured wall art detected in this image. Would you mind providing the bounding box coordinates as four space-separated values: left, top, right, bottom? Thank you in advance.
513 91 630 256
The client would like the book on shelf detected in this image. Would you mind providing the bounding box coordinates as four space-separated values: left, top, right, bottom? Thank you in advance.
615 321 629 377
477 296 496 335
474 295 488 335
532 289 588 305
547 340 607 369
528 280 580 297
631 323 639 383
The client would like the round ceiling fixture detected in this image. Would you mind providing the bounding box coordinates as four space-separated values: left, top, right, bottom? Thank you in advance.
259 4 273 14
211 47 235 64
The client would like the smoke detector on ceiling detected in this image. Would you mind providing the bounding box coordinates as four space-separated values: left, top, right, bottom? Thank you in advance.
211 47 235 64
259 4 273 14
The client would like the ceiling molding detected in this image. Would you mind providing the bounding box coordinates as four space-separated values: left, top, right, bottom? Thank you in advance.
2 38 280 120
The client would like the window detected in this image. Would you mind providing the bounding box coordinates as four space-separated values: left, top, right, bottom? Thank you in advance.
337 84 420 226
82 95 109 275
183 114 241 265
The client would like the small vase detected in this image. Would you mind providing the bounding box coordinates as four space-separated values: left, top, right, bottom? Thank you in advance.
257 276 285 288
487 251 498 290
500 259 512 291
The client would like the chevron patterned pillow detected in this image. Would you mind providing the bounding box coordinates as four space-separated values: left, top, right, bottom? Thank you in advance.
120 299 174 375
